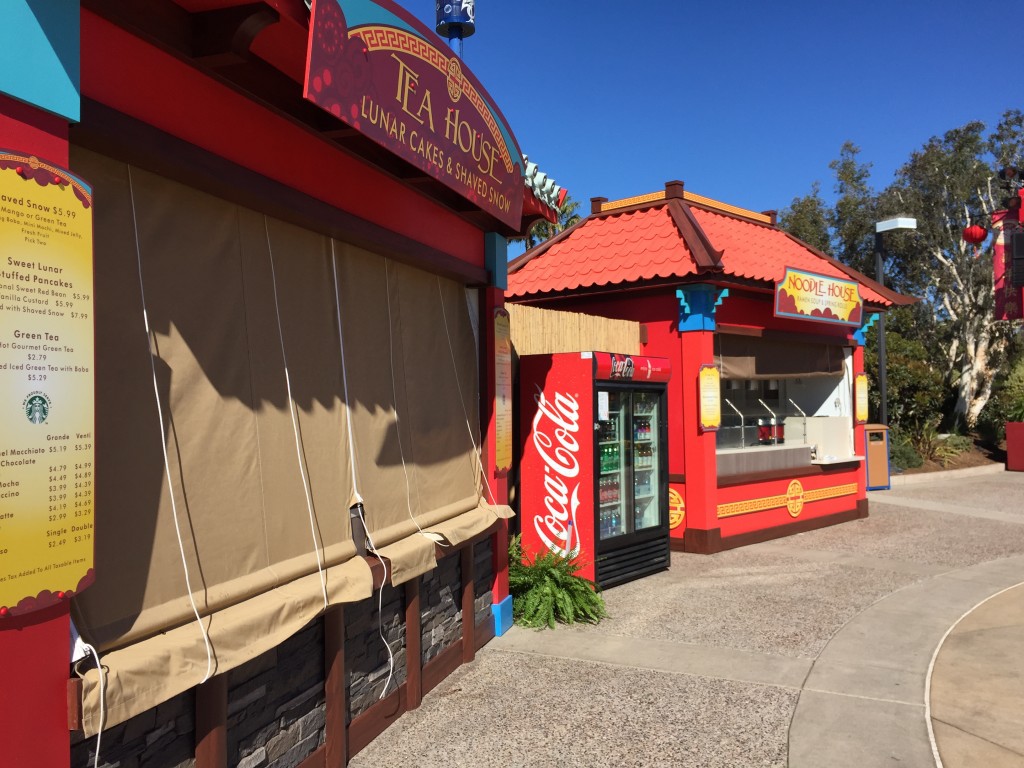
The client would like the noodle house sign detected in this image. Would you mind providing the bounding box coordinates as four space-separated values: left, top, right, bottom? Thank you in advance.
774 268 863 327
304 0 524 229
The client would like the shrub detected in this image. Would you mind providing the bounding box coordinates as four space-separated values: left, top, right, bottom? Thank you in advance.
508 534 608 630
978 358 1024 442
863 330 945 442
911 423 972 466
889 432 923 469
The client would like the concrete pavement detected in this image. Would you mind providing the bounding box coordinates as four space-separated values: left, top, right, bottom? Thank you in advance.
350 466 1024 767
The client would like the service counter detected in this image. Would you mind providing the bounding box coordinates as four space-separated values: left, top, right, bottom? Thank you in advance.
716 444 812 476
716 415 863 477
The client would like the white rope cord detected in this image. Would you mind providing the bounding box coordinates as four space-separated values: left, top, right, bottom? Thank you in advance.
127 165 214 683
354 503 396 699
332 244 396 697
437 278 497 505
263 218 328 612
330 242 361 503
382 260 449 545
82 642 105 768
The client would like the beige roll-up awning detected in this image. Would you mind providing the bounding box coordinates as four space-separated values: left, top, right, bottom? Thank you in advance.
331 245 499 581
77 556 371 736
716 334 846 379
68 148 502 732
426 503 514 547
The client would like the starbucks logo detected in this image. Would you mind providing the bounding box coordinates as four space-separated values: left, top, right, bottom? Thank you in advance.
23 391 51 424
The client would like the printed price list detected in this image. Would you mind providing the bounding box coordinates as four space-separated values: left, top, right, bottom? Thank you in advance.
0 155 94 615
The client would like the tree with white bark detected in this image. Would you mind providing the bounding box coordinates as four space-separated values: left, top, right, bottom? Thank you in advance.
884 111 1023 428
781 110 1024 431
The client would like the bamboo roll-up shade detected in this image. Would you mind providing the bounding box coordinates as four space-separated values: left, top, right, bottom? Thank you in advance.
507 304 641 356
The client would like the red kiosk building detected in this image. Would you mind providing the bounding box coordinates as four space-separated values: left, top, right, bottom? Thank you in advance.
0 1 558 765
508 181 913 554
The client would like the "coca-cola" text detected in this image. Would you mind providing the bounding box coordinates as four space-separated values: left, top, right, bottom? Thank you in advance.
531 386 582 558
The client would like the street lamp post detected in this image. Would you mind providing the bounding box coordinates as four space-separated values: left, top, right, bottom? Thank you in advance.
874 217 917 425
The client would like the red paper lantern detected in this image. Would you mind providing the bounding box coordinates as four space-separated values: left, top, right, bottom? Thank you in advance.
962 224 988 245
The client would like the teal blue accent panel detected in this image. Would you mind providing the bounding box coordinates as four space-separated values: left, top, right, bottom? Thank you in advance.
492 595 513 636
485 232 508 290
853 312 880 346
677 285 728 332
0 1 80 121
340 0 419 36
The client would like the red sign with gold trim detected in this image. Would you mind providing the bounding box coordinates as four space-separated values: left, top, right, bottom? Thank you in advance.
304 0 524 229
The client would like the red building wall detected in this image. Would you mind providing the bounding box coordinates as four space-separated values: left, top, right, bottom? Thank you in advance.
529 285 868 552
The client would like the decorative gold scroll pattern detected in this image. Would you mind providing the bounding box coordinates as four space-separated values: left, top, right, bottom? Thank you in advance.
353 25 515 174
0 152 92 205
717 482 858 519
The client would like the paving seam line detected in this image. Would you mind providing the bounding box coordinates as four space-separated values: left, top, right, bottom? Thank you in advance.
929 717 1024 761
870 494 1024 523
800 687 925 708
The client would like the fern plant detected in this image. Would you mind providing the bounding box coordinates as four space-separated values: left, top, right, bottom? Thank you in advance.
508 534 608 630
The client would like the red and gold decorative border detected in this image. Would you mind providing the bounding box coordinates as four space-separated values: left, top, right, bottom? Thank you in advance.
354 25 514 174
0 152 92 207
717 481 858 520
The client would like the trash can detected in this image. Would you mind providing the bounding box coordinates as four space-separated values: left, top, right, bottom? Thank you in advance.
865 424 890 491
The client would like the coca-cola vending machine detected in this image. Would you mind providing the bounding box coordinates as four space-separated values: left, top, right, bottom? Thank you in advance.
519 351 671 588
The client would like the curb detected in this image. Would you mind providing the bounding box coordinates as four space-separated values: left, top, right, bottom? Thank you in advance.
887 462 1007 488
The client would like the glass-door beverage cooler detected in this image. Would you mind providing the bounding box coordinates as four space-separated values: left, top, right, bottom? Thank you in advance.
519 351 671 588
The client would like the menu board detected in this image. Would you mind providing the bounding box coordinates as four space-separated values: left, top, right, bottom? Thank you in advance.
854 372 869 426
493 309 512 474
698 364 721 432
0 152 94 617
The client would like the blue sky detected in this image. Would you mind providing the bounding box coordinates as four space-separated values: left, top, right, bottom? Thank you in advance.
409 0 1017 218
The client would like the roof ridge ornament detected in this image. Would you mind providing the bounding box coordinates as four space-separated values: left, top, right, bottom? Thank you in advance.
522 154 565 212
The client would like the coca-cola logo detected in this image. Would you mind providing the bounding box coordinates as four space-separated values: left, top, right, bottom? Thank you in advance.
609 354 635 379
531 386 581 558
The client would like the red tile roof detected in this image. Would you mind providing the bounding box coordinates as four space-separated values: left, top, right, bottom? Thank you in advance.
507 184 910 308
